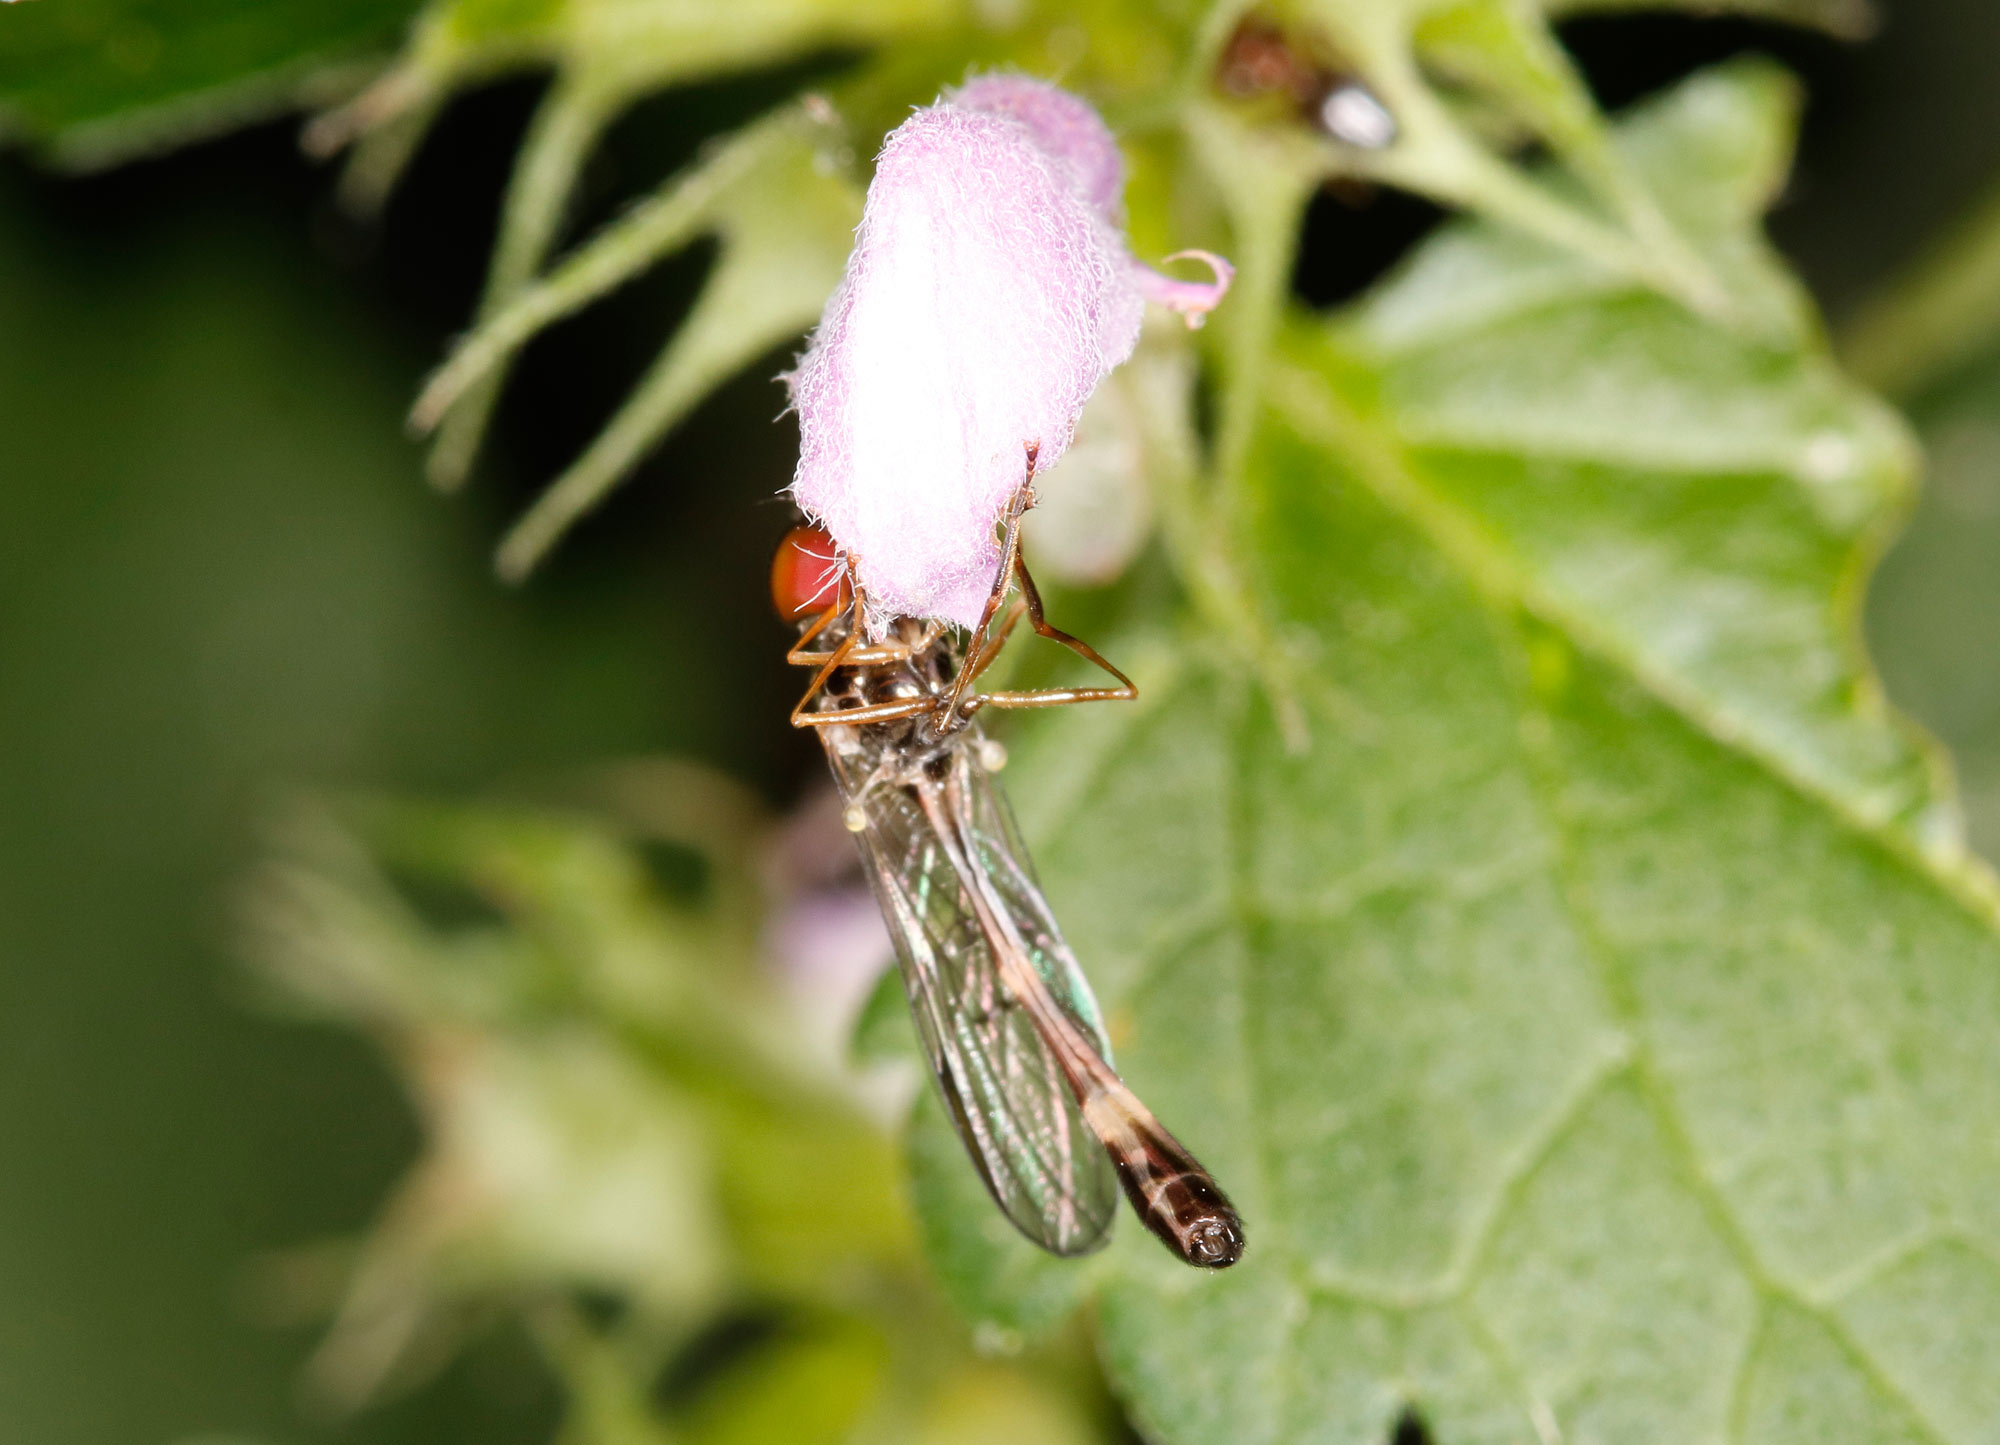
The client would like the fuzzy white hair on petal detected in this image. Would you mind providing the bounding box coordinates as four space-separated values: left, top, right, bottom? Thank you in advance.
787 77 1228 632
949 73 1128 224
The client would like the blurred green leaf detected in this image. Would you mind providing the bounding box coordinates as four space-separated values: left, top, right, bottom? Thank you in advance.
423 0 952 84
248 790 1117 1441
850 965 917 1066
911 1358 1112 1445
923 60 2000 1443
364 0 950 504
1348 57 1814 350
683 1316 888 1445
0 0 422 168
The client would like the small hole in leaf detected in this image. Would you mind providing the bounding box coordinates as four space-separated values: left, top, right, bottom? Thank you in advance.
1391 1405 1433 1445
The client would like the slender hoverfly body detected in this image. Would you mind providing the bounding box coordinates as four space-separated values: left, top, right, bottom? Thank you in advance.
775 479 1244 1269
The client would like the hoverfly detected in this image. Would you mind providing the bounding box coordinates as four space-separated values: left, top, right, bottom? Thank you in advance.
774 470 1244 1268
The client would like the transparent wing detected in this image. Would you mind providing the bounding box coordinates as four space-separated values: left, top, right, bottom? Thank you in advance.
959 748 1116 1066
823 729 1118 1256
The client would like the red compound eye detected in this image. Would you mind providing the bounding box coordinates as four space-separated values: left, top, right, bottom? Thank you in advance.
770 525 849 620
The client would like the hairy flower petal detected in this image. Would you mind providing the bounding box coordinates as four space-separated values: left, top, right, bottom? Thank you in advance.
949 73 1127 224
787 78 1229 630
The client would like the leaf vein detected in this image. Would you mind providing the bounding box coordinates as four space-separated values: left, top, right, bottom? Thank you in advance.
1267 361 2000 930
1497 613 1961 1445
1722 1296 1768 1445
1455 1294 1566 1445
1446 1043 1636 1298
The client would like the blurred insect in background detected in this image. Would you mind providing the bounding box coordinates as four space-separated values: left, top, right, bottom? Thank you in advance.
771 468 1245 1269
1215 16 1400 149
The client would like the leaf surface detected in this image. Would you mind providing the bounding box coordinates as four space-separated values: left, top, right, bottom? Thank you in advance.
0 0 421 167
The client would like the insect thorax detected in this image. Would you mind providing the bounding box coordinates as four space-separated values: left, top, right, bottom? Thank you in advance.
813 614 972 792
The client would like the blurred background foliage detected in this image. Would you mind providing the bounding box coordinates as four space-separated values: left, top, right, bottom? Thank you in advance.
6 0 2000 1442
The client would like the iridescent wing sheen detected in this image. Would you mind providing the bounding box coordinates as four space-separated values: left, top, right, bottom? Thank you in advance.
957 747 1117 1064
823 727 1118 1256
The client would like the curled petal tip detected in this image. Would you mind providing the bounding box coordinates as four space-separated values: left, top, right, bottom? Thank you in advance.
1137 249 1235 327
1164 249 1235 283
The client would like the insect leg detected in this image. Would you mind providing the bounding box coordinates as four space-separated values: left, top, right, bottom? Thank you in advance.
788 594 923 670
939 445 1040 730
785 599 846 666
963 595 1028 686
789 587 939 729
959 550 1137 717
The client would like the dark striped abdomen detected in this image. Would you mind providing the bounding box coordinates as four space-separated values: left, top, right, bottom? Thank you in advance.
1083 1082 1245 1268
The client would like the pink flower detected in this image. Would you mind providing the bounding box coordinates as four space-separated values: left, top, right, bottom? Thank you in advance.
787 76 1231 631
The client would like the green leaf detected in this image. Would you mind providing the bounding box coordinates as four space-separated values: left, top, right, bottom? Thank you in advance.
1344 58 1814 348
0 0 422 168
425 0 954 80
1319 63 1948 853
923 60 2000 1443
682 1315 891 1445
